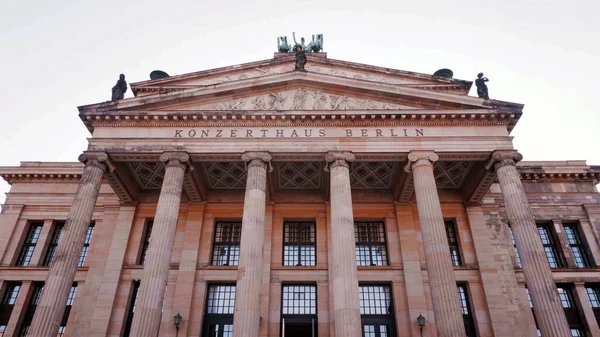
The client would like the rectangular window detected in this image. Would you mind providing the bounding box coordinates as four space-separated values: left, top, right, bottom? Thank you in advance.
508 225 522 268
138 220 153 265
211 222 242 266
0 283 21 332
202 285 236 337
78 224 95 267
457 284 476 337
57 326 66 337
43 223 64 267
537 224 563 268
359 285 396 337
283 222 316 267
122 281 140 337
564 224 591 268
558 285 585 334
16 223 43 266
0 325 5 336
281 285 318 337
445 220 462 266
282 285 316 315
19 283 44 337
354 222 388 266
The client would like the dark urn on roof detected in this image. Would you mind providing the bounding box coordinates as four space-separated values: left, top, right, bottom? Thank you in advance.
111 74 128 101
475 72 489 99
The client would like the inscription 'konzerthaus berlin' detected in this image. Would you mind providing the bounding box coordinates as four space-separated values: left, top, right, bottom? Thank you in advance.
172 127 425 138
1 50 599 337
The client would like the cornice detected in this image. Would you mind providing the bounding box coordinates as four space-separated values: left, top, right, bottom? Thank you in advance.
1 173 83 184
80 109 521 133
518 172 600 184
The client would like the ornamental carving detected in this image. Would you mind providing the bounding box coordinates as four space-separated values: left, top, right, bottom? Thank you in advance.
405 151 439 172
78 152 108 171
325 152 355 171
242 152 273 172
187 89 409 111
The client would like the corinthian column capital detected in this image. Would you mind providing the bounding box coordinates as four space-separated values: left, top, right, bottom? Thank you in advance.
489 150 523 171
325 151 355 171
404 151 439 172
242 151 272 172
78 152 108 171
159 152 190 170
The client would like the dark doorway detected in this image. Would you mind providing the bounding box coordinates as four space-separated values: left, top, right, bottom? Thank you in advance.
284 321 313 337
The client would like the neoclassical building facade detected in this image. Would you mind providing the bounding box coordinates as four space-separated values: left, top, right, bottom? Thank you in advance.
1 52 600 337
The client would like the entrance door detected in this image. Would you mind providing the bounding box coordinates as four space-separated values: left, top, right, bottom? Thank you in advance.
282 317 316 337
203 322 233 337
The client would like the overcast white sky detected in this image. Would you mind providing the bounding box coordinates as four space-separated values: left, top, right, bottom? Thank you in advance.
1 0 599 203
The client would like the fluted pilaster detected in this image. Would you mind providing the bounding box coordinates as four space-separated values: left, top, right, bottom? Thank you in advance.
492 151 571 337
325 151 362 337
232 152 271 337
129 152 189 337
30 152 107 337
407 151 466 337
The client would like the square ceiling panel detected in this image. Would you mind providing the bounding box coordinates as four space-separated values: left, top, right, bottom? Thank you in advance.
434 161 473 189
201 162 247 189
128 162 165 190
276 162 324 189
350 162 397 189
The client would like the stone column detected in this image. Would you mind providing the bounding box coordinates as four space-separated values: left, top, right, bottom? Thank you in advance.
406 151 466 337
232 152 271 337
29 152 107 337
325 151 362 337
129 152 189 337
491 151 571 337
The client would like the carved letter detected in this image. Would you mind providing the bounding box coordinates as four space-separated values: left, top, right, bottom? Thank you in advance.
261 129 268 137
216 130 223 138
415 129 424 136
390 129 398 137
174 129 183 138
346 129 353 137
361 129 368 137
403 129 408 136
291 130 298 137
230 130 237 137
201 130 209 137
246 130 253 137
376 129 383 137
319 129 325 137
304 129 313 137
276 129 284 137
188 130 196 137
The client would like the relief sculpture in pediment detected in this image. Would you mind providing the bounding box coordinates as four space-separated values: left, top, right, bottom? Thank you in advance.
188 89 409 110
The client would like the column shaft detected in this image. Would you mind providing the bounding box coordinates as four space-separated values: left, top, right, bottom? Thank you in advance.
326 152 362 337
129 152 188 337
232 152 271 337
29 152 107 337
493 152 571 337
408 152 465 337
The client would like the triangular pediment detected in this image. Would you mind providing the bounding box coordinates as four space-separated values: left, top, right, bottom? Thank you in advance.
81 67 493 114
130 55 472 98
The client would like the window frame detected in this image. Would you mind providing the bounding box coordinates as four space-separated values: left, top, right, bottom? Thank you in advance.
557 284 586 334
121 281 140 337
563 223 593 268
19 282 44 337
210 221 242 267
457 283 477 337
280 284 318 337
354 221 389 267
43 222 65 267
0 282 22 330
537 223 564 268
137 219 154 266
282 221 316 267
78 223 95 267
16 223 43 266
358 284 397 337
507 224 522 268
201 284 236 337
444 219 462 267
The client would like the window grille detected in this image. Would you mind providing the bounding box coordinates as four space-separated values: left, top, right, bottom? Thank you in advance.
283 222 316 266
78 224 95 267
537 225 563 268
354 222 388 266
43 223 64 266
282 285 316 315
445 220 462 266
17 223 43 266
564 224 591 268
211 222 242 266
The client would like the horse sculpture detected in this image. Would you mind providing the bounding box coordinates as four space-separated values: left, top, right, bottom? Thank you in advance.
277 33 323 53
277 36 292 52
